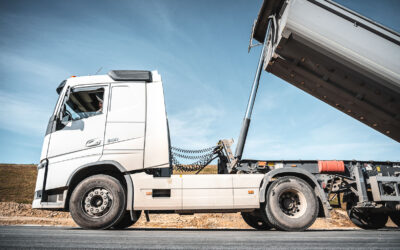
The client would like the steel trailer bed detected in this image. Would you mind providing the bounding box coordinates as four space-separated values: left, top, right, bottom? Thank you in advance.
251 0 400 142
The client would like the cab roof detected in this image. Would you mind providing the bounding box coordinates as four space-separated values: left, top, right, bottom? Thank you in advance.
56 70 160 94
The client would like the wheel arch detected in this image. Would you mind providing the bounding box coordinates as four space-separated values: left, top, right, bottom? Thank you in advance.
64 160 134 212
259 168 331 218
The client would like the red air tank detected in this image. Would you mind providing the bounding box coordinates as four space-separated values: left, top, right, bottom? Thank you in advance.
318 160 345 173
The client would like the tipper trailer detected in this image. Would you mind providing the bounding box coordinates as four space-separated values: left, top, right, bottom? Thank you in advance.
33 0 400 231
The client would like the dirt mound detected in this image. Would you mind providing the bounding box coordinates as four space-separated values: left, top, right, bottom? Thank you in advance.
0 164 37 204
0 202 70 218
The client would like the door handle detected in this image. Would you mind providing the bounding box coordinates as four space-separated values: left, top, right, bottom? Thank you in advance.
86 138 101 147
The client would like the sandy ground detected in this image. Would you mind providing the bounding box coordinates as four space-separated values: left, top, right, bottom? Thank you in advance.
0 202 366 229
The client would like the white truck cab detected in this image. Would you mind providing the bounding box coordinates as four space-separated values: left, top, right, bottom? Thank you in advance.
34 70 170 207
33 70 264 229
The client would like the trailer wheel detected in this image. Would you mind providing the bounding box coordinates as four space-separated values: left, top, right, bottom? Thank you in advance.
112 211 141 229
69 174 126 229
346 201 388 229
241 210 272 230
389 212 400 227
265 176 318 231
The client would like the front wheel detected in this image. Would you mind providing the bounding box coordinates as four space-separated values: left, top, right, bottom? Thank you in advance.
265 176 318 231
69 174 126 229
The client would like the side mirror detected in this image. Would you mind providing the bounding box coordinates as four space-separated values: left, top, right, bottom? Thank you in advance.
61 113 71 125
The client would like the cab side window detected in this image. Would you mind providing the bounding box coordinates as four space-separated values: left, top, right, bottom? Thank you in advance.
62 87 105 121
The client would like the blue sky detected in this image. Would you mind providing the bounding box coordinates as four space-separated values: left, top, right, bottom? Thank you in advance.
0 0 399 164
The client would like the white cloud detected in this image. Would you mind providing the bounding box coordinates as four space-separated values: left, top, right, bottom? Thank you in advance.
246 140 398 161
150 1 197 48
0 90 50 136
168 105 222 149
0 52 70 83
244 122 400 161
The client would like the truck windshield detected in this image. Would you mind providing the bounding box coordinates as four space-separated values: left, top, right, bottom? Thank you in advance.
63 87 104 121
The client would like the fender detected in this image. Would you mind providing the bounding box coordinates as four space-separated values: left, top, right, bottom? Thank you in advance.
66 160 134 211
259 168 331 217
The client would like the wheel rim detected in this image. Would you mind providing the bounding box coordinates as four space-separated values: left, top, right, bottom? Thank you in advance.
278 188 307 218
82 187 113 218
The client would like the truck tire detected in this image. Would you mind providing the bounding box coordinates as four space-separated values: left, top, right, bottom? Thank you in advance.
69 174 126 229
389 212 400 227
112 211 141 229
241 210 272 230
265 176 318 231
346 201 388 229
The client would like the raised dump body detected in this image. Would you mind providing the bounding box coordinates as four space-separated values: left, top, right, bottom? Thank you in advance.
252 0 400 142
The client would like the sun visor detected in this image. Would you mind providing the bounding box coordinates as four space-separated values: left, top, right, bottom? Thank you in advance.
108 70 152 82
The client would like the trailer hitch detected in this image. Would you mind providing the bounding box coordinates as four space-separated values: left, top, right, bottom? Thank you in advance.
171 145 222 173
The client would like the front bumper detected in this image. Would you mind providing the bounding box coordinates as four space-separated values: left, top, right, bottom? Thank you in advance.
31 189 67 209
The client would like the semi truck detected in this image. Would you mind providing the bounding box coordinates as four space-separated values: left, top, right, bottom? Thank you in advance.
33 0 400 231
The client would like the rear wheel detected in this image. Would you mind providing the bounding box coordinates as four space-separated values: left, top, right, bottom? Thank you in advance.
112 211 141 229
265 176 318 231
69 174 126 229
241 210 272 230
346 200 388 229
389 212 400 227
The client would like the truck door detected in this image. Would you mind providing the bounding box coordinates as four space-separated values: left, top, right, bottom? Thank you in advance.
100 82 146 171
46 85 109 173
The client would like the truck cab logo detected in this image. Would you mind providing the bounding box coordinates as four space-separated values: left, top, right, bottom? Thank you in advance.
107 138 119 143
